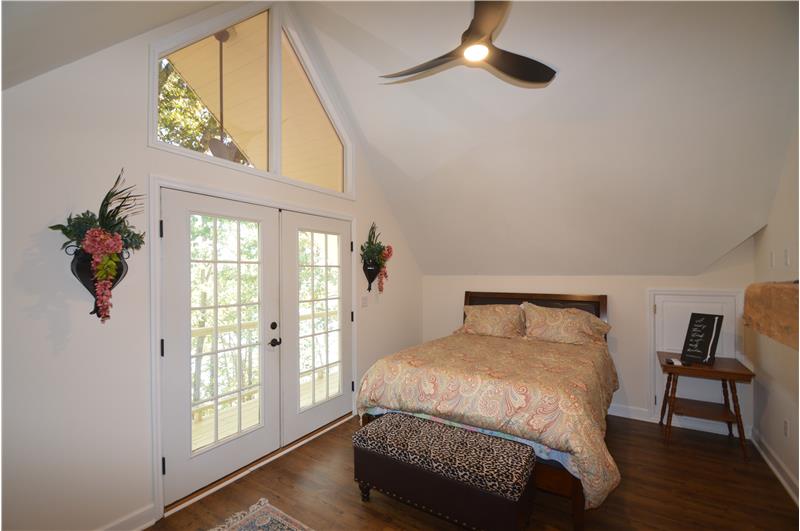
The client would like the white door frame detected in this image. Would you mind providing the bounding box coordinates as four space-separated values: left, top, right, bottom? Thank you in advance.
646 288 745 420
148 174 358 515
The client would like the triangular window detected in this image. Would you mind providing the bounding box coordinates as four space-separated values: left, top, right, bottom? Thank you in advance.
281 31 344 193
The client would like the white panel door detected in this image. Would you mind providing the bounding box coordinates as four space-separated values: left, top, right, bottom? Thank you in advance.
161 189 281 505
653 292 739 421
280 211 352 445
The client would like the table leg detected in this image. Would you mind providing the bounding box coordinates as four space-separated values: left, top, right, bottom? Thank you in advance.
721 380 733 437
729 380 747 459
659 374 673 425
665 375 679 443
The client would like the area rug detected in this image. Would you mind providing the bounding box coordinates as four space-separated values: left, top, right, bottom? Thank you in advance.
209 498 313 531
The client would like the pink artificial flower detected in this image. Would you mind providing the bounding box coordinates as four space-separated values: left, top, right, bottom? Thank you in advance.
81 228 123 322
82 228 123 256
382 245 394 261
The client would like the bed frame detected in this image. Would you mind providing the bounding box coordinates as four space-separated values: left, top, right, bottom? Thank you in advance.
463 291 608 530
362 292 607 529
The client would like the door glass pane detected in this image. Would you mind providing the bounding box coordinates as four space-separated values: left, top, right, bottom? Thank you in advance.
297 230 342 410
190 214 262 452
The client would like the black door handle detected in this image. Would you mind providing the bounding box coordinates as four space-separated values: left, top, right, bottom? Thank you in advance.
269 337 282 347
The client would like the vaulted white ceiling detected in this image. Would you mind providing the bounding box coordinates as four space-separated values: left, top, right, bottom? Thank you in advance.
292 1 798 275
3 2 796 275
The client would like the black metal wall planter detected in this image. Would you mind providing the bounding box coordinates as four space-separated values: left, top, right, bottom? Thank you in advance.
49 170 145 323
362 262 380 292
359 222 394 293
67 247 130 317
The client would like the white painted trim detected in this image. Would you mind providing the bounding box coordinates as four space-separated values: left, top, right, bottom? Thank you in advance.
148 176 166 521
608 402 753 437
646 288 744 419
164 414 355 518
149 173 359 518
96 502 159 531
608 403 652 422
154 175 354 222
147 2 356 201
752 427 799 505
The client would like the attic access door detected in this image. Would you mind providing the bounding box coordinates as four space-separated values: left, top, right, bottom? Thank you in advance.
160 189 281 505
652 291 740 428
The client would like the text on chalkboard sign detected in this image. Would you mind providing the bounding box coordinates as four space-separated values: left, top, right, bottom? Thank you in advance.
680 313 724 365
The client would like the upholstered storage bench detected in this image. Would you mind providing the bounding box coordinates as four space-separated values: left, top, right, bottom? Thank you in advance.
353 413 536 531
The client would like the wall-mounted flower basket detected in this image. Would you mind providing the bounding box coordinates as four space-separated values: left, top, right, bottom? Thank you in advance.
360 222 393 293
50 170 144 322
68 247 129 317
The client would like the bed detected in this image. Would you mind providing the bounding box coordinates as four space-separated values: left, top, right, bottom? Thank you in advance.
356 292 620 528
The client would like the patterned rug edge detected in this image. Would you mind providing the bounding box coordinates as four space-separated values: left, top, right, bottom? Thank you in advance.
209 498 313 531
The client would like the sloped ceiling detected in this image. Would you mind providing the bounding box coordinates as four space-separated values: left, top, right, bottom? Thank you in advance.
292 1 798 275
2 1 216 89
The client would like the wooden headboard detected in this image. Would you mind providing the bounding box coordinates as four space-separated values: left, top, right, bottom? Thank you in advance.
463 291 608 322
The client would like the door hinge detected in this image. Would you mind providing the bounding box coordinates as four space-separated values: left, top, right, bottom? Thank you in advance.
351 311 354 322
351 381 355 392
653 303 657 314
350 241 354 252
160 339 165 357
654 394 657 405
161 457 166 475
159 219 164 238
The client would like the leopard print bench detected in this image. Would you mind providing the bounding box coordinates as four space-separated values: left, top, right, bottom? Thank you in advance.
353 413 536 531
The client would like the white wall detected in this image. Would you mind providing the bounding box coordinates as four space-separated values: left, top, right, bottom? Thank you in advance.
422 238 756 431
1 5 422 530
749 140 799 503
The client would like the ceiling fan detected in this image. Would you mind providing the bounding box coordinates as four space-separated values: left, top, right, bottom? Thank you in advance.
381 1 556 85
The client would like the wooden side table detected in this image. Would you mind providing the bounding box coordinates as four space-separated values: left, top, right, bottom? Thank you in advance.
657 351 754 458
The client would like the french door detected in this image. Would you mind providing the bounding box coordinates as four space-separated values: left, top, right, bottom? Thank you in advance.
160 189 352 505
280 212 352 444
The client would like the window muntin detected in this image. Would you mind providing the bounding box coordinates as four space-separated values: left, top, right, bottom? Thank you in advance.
158 11 269 171
297 230 342 410
190 214 262 452
281 31 345 193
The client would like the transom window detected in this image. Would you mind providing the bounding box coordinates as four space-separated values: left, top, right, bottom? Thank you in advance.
155 8 348 195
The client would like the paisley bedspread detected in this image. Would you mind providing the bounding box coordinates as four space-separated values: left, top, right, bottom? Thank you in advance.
356 333 620 508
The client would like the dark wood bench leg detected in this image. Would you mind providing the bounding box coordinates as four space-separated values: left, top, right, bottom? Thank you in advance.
572 480 585 531
358 480 371 502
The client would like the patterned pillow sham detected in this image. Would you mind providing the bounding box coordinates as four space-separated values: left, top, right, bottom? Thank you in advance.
456 304 526 339
521 302 610 345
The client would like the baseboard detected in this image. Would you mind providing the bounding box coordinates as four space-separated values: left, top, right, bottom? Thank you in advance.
97 502 160 531
608 403 651 421
608 402 752 438
751 427 799 506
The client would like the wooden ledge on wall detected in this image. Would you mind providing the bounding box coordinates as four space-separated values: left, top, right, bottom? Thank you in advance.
743 281 799 349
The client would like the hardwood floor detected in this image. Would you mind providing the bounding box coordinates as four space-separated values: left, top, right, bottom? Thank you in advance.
150 415 798 530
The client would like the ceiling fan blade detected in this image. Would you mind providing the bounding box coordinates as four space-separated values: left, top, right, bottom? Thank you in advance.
380 48 461 78
462 1 510 42
485 46 556 83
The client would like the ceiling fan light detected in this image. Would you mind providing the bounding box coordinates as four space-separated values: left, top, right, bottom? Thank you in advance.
463 44 489 62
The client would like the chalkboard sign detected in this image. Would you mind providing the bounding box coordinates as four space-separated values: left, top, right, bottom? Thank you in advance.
681 313 724 365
